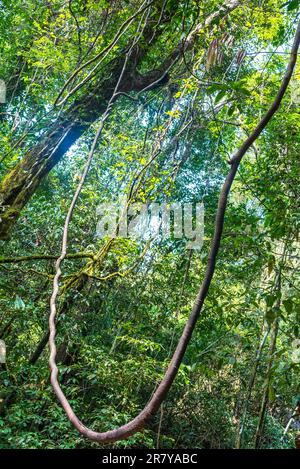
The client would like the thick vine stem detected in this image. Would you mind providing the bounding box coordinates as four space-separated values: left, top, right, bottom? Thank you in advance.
48 20 300 443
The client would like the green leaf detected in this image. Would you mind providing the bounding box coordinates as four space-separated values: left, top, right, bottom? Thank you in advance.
215 90 226 103
227 105 235 117
265 294 276 308
283 299 293 314
266 308 276 325
207 83 229 94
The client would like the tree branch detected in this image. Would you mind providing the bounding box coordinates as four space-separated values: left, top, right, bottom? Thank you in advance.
0 252 94 264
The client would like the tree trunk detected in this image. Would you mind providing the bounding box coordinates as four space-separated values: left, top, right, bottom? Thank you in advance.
253 318 279 448
235 325 270 448
254 272 282 449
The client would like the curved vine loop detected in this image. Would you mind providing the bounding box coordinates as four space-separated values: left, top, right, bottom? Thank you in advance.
49 20 300 443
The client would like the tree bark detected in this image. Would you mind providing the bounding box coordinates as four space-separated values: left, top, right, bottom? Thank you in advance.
254 317 279 448
235 325 270 448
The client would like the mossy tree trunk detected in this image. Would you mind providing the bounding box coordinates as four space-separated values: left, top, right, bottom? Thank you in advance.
0 56 167 240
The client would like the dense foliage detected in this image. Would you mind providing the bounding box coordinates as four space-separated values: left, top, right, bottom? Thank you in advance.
0 0 299 449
